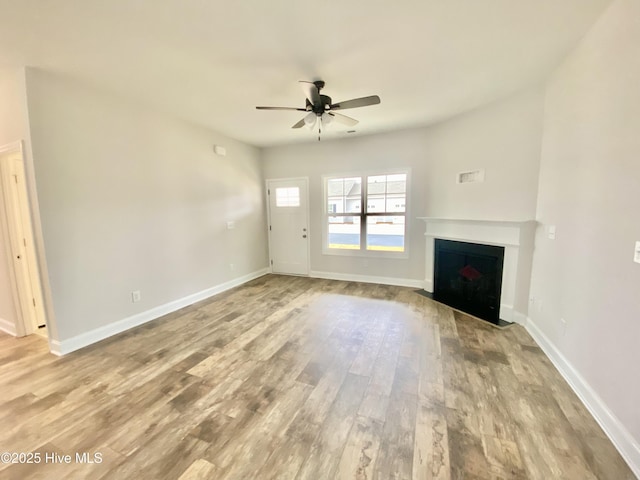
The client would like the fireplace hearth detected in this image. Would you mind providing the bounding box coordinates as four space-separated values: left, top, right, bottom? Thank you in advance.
433 239 505 325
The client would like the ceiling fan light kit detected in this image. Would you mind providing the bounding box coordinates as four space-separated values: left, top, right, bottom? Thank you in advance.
321 112 334 126
304 112 316 128
256 80 380 140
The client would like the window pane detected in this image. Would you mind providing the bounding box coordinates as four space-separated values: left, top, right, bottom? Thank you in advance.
386 194 406 212
367 195 385 213
275 187 300 207
328 216 361 250
327 178 344 196
387 174 407 193
366 216 405 252
344 177 362 213
328 177 361 214
366 174 406 213
367 175 386 194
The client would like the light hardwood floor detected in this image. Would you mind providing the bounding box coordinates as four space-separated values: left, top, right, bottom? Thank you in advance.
0 274 635 479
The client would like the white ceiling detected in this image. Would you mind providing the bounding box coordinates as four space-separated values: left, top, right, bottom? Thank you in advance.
0 0 612 147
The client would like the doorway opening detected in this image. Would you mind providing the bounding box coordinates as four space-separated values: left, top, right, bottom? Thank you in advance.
0 142 47 338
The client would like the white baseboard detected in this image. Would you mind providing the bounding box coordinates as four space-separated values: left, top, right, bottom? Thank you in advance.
510 310 528 325
49 339 63 356
310 270 423 289
499 304 514 323
525 317 640 478
51 268 270 356
0 317 17 336
499 304 529 325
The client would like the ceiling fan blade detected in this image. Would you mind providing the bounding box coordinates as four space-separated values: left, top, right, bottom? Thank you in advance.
330 95 380 111
299 81 321 106
256 106 307 111
291 118 306 129
329 112 359 127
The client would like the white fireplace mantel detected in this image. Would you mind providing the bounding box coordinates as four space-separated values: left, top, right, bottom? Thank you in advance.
418 217 537 324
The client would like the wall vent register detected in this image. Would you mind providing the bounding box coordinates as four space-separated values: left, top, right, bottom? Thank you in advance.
457 169 485 184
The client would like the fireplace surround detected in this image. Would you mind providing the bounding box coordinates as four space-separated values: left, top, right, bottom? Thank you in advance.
419 217 536 324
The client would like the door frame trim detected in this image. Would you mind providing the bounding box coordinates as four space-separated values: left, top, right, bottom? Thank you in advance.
265 177 311 276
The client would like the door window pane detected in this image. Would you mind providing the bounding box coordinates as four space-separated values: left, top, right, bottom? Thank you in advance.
275 187 300 207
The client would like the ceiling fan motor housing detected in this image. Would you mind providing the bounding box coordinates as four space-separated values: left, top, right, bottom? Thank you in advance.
306 95 332 114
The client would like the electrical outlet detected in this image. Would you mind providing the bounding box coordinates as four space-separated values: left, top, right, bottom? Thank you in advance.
560 317 567 336
230 263 235 271
547 225 556 240
131 290 141 303
634 241 640 264
226 221 235 230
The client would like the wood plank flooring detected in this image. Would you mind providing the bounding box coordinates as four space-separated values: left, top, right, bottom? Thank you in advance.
0 274 635 479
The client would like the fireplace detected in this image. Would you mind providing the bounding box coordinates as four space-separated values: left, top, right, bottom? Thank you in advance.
434 239 504 325
419 217 537 325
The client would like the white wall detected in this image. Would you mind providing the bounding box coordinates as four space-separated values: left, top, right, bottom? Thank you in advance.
24 69 269 344
422 89 544 221
0 68 30 334
261 88 543 284
529 0 640 472
263 129 428 284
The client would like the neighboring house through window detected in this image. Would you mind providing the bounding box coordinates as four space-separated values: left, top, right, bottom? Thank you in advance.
324 171 408 255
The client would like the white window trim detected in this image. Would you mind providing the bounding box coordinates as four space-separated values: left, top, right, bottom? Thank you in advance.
322 168 411 259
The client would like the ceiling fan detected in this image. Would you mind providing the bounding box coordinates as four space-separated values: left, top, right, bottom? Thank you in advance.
256 80 381 140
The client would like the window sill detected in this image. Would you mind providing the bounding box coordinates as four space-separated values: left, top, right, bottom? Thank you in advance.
322 247 409 260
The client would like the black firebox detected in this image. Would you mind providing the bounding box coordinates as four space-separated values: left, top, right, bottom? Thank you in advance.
433 239 505 325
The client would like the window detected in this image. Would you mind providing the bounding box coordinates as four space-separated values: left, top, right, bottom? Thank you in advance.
324 172 408 255
275 187 300 207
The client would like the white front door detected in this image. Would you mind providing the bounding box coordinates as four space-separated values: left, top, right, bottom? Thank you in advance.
267 178 309 276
